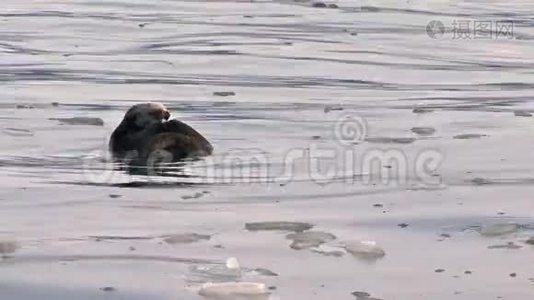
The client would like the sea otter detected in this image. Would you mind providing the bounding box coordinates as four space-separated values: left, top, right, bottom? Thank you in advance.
109 103 213 164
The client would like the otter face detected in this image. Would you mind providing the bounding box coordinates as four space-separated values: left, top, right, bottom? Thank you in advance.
123 103 170 129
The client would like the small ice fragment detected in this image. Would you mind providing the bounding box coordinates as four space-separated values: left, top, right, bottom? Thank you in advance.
286 231 336 250
480 223 519 236
182 192 205 200
514 110 532 117
311 244 346 257
245 221 313 232
411 127 436 136
453 133 486 139
199 282 269 299
352 291 371 299
213 91 236 97
324 105 343 113
251 268 278 277
49 117 104 126
187 264 241 283
226 257 240 270
344 240 385 259
163 233 211 244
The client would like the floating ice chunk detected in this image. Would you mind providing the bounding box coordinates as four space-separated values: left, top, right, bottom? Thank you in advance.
199 282 270 300
411 127 436 136
324 105 343 113
453 133 487 139
163 233 211 244
181 192 205 200
286 231 336 250
344 240 386 259
249 268 278 277
245 222 313 232
480 223 519 236
100 286 116 292
514 110 532 117
310 244 346 257
352 290 384 299
213 91 236 97
352 291 371 299
49 117 104 126
226 257 241 270
187 257 242 284
188 265 241 284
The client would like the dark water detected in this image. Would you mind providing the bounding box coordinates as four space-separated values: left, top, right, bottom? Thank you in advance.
2 1 534 299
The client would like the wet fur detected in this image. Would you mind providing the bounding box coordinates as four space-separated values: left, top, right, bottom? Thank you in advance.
109 103 213 164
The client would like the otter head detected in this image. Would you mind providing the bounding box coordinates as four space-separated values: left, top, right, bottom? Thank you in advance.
122 102 170 130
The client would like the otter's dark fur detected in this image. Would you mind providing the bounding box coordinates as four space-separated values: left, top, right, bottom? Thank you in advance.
109 103 213 164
